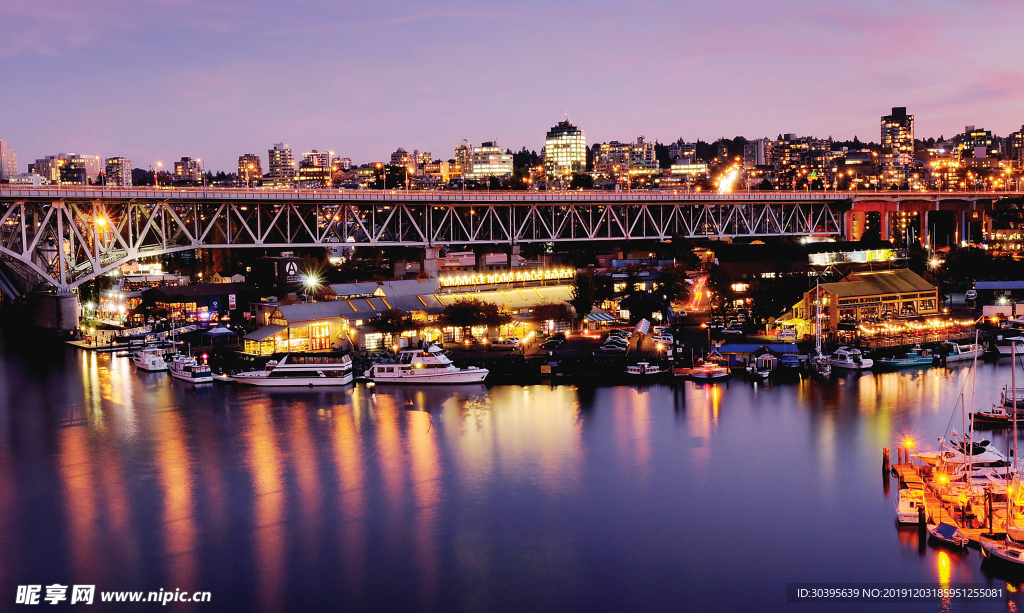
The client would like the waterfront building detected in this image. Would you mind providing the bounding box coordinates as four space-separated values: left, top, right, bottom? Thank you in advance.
669 162 709 177
774 135 816 169
104 157 132 186
266 143 296 186
296 150 334 187
543 119 586 177
32 154 102 184
421 161 452 183
593 137 658 176
0 138 16 179
173 157 202 183
413 150 432 171
789 269 938 333
881 107 915 166
238 154 263 187
466 142 513 179
137 283 255 323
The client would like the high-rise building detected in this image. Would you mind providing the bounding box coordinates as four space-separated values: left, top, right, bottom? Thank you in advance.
594 137 658 176
454 140 471 173
266 143 296 186
880 107 915 166
0 139 17 179
743 138 773 168
104 157 133 186
543 118 586 177
390 148 413 168
1006 126 1024 164
238 154 263 187
32 153 102 184
954 126 994 160
466 141 513 179
296 150 334 187
667 139 696 164
173 157 202 183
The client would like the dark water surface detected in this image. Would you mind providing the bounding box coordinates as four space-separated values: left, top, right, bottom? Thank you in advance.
0 342 1021 612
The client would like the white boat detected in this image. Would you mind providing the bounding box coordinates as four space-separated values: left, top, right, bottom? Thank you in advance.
626 362 663 376
132 347 168 372
810 280 831 378
981 535 1024 565
364 345 488 384
830 346 873 370
995 337 1024 357
895 487 927 524
233 352 354 387
168 354 213 384
941 342 984 363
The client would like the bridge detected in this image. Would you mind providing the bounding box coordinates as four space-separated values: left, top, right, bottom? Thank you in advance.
0 186 1020 293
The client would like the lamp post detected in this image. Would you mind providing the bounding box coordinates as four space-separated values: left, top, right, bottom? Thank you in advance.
197 158 206 188
153 161 162 187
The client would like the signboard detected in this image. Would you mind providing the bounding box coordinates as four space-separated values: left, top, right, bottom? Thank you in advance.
439 268 575 288
228 294 236 310
808 249 897 266
284 261 299 283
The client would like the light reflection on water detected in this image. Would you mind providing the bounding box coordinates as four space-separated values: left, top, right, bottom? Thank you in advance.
3 346 1024 610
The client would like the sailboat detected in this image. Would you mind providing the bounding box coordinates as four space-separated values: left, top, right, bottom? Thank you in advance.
808 279 831 379
975 339 1024 426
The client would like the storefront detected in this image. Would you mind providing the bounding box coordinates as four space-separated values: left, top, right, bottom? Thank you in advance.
792 269 939 333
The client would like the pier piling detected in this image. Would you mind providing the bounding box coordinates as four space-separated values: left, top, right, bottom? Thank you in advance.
882 447 890 473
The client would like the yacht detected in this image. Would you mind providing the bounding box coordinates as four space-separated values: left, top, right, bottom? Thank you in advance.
940 341 984 363
830 347 872 371
626 362 664 376
365 345 488 384
233 352 353 387
874 345 935 370
132 347 168 372
168 354 213 384
895 488 927 524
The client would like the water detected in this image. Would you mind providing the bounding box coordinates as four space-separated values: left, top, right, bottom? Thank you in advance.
0 343 1020 611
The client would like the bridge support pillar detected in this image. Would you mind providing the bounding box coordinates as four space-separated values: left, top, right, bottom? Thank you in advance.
846 210 865 241
28 292 79 332
422 246 440 279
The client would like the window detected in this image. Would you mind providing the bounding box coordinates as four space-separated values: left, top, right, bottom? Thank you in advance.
310 323 331 351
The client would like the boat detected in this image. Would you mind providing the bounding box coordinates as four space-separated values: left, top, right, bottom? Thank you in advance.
895 487 927 524
830 346 873 371
973 404 1024 427
688 361 731 381
132 347 168 372
939 341 984 363
809 279 831 379
168 354 213 384
874 345 935 370
995 337 1024 357
626 362 664 376
927 522 969 548
981 534 1024 566
233 352 354 386
364 345 488 384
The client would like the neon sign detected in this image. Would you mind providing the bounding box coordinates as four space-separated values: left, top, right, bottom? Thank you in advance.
439 268 575 288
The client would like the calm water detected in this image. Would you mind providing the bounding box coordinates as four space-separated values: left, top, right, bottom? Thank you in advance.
0 341 1022 612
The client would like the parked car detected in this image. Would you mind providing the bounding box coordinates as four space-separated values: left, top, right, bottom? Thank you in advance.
603 339 629 349
722 324 745 336
490 338 522 351
654 334 674 344
596 344 627 354
550 332 567 342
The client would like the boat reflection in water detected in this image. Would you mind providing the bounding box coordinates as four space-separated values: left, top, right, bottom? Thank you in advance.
5 344 1024 610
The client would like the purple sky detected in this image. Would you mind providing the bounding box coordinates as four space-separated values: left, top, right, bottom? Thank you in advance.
3 0 1024 173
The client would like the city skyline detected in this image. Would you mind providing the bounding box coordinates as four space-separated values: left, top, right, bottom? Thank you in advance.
3 0 1024 171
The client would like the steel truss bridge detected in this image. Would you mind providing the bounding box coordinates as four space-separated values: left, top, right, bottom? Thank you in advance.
0 186 852 292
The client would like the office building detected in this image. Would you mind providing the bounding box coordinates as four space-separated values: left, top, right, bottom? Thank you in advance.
173 157 202 183
594 137 658 176
0 139 17 179
266 143 296 186
104 157 133 186
32 154 102 185
238 154 263 187
543 118 586 177
296 150 335 187
466 141 513 179
880 107 915 166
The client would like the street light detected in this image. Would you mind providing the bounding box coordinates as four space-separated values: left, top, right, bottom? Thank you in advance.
153 161 162 187
302 273 321 302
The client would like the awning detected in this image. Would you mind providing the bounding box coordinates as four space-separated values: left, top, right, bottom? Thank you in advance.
585 309 615 322
634 318 651 336
244 324 286 341
203 325 238 337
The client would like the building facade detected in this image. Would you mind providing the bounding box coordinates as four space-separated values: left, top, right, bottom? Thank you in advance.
104 157 133 186
543 119 586 177
296 150 334 187
742 138 773 168
593 137 658 176
266 143 296 186
0 139 16 179
466 141 513 179
173 157 202 183
880 107 915 166
792 269 938 332
32 154 102 184
238 154 263 186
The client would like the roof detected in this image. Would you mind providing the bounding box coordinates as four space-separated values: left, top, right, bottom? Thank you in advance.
975 281 1024 290
387 293 445 314
820 269 934 298
717 344 801 354
585 308 615 322
277 302 348 322
378 278 440 297
202 326 238 336
244 324 286 341
328 282 382 297
435 285 574 310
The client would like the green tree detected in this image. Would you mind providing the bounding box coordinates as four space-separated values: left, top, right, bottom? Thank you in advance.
439 298 511 336
570 271 596 319
532 302 574 323
569 173 594 189
373 309 412 334
657 264 691 304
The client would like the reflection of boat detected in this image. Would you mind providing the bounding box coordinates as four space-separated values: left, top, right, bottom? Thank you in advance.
688 360 731 381
233 352 353 386
365 345 488 384
895 488 926 524
132 347 168 372
927 522 969 548
169 354 213 384
875 345 935 370
626 362 664 376
830 346 872 370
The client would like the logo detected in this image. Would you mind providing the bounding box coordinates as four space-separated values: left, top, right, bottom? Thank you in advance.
285 262 298 276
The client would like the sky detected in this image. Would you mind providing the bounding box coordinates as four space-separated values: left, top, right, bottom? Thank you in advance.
2 0 1024 173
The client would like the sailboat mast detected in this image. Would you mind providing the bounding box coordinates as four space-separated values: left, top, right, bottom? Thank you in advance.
1014 340 1018 475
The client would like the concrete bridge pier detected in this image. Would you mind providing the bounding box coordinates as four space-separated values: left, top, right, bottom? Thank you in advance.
29 292 80 332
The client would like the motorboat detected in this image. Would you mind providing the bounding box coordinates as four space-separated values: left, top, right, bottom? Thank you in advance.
939 341 984 363
830 346 872 371
132 347 168 372
972 404 1024 427
364 345 488 384
233 352 354 387
168 354 213 384
927 522 969 548
895 488 927 524
981 535 1024 566
688 361 731 381
809 354 831 378
874 345 935 370
626 362 664 376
